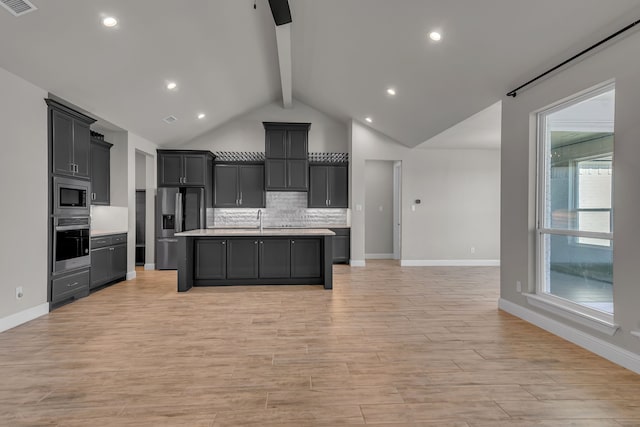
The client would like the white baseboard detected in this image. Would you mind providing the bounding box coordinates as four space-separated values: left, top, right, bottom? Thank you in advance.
365 253 394 260
350 260 366 267
499 298 640 375
0 303 49 333
126 271 137 280
400 259 500 267
144 263 155 270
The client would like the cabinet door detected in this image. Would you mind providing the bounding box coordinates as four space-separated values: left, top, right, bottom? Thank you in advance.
158 153 183 186
183 154 206 186
90 247 111 288
332 235 350 264
290 239 321 278
238 165 265 208
73 121 91 179
287 159 309 191
259 239 291 278
90 141 111 205
194 240 227 280
227 239 259 279
214 164 239 207
111 244 127 279
308 166 328 207
287 129 308 159
265 129 287 158
265 159 287 190
328 166 348 208
52 110 74 176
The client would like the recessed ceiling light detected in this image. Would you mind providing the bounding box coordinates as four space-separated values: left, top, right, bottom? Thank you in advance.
429 31 442 41
387 88 396 96
166 82 177 90
365 117 373 123
102 17 118 28
197 113 206 120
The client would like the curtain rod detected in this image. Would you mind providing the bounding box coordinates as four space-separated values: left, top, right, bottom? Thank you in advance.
506 18 640 98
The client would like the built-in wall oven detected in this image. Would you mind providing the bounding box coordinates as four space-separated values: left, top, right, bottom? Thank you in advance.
53 217 90 273
53 176 90 217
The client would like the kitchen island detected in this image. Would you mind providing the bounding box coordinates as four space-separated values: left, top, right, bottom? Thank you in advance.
175 228 335 291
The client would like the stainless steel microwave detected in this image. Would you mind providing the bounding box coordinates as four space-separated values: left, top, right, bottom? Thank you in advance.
53 176 90 216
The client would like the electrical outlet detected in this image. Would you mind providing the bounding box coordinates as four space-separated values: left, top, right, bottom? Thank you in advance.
516 281 522 293
15 286 23 300
470 247 476 254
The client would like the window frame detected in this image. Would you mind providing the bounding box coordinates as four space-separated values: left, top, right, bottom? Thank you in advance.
534 82 615 325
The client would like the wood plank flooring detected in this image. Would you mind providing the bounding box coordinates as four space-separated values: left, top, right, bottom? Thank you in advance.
1 260 640 426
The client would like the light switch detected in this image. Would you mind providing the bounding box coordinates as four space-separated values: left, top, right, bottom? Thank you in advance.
356 204 362 211
411 205 416 212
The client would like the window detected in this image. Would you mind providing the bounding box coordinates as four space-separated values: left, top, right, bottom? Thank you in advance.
537 84 615 318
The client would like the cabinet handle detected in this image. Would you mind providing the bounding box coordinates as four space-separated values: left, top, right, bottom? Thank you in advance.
110 247 114 251
239 192 243 205
221 241 226 245
67 282 79 287
291 240 295 244
325 199 328 206
254 241 258 245
182 177 187 184
69 163 74 172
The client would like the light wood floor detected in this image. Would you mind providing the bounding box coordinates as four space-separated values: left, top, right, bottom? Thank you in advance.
2 261 640 426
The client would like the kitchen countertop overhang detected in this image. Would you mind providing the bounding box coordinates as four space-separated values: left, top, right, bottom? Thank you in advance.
176 228 336 237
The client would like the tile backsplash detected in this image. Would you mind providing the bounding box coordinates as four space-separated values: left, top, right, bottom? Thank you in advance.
208 192 349 228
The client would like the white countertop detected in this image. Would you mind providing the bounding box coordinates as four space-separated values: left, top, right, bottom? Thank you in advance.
91 229 128 237
176 228 336 237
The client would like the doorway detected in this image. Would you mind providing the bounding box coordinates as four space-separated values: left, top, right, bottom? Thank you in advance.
364 160 401 260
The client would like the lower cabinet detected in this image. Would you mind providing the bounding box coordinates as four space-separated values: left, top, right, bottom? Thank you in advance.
91 234 127 289
194 237 322 282
331 228 350 264
51 268 90 304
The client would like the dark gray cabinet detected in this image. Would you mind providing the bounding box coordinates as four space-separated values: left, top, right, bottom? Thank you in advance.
157 150 213 187
51 269 90 304
194 239 226 280
193 237 323 282
227 239 259 279
264 122 310 191
259 239 291 278
214 164 265 208
47 99 96 179
331 228 350 264
291 239 322 278
90 234 127 289
90 138 112 205
308 165 348 208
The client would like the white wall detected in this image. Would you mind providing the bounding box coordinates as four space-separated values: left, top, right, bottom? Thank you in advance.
501 29 640 356
365 160 394 257
350 121 501 265
178 99 348 152
135 151 146 190
0 67 49 325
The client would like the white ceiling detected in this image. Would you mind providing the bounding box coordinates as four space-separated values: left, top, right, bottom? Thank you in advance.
0 0 639 147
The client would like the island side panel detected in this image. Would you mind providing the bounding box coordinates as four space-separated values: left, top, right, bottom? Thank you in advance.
323 235 333 289
177 236 194 292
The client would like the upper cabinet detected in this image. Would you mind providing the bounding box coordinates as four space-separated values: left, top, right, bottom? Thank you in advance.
214 163 265 208
46 99 96 179
157 150 214 187
308 164 348 208
90 137 113 205
264 122 310 191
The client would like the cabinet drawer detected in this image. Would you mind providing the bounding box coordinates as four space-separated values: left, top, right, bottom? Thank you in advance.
111 234 127 245
91 237 111 249
52 270 90 303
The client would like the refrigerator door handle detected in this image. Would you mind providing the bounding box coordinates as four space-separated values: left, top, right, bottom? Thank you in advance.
175 192 183 233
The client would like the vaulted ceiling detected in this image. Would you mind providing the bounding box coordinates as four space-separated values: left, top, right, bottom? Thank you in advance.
0 0 638 148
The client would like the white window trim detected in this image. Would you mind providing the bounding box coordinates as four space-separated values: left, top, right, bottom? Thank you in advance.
524 293 618 336
535 82 616 322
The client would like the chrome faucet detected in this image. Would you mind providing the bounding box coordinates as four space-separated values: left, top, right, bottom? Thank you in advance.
257 209 263 231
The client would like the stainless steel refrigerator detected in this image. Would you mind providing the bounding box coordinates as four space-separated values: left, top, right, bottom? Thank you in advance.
156 187 205 269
